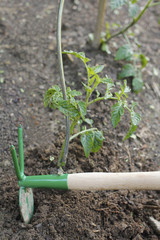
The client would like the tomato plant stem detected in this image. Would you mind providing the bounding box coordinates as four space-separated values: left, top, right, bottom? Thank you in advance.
70 128 97 141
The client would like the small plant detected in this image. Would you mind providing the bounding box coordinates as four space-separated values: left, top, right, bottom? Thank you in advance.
44 50 141 169
92 0 157 93
115 35 148 93
98 0 157 47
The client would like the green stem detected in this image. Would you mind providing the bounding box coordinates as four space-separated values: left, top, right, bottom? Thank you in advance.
58 116 80 167
70 117 80 134
106 0 153 43
125 106 131 113
10 145 24 181
149 2 160 7
18 124 24 175
88 96 117 106
70 128 97 141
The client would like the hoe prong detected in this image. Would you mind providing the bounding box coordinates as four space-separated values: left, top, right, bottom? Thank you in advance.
11 124 34 224
18 124 24 174
19 187 34 224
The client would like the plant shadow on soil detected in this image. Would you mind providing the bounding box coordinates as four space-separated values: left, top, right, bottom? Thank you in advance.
0 0 160 239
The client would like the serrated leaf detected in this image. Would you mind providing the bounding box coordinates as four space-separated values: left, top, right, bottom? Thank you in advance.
131 111 141 125
139 54 148 68
77 100 86 118
84 118 93 126
110 0 128 10
101 75 113 84
91 65 104 74
91 131 104 153
43 85 61 107
111 102 124 128
123 124 137 141
101 75 114 91
63 50 90 64
118 64 136 79
132 77 143 93
115 44 133 61
104 91 113 99
129 2 139 18
93 65 104 74
67 88 82 97
59 100 79 119
81 132 93 157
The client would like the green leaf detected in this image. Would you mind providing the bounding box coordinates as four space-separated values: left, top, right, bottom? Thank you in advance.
131 101 138 110
88 65 104 77
101 75 114 91
131 0 138 3
115 44 133 61
63 50 90 64
139 54 148 68
110 0 128 10
111 102 124 128
91 131 104 153
106 22 111 39
92 65 104 74
84 118 93 126
77 100 86 118
120 80 131 98
43 85 61 108
81 132 93 157
104 91 113 100
132 77 143 93
59 100 79 119
123 80 131 94
123 104 140 141
101 43 111 54
101 75 113 84
118 64 136 79
129 2 139 18
123 124 137 141
131 111 141 125
67 88 82 97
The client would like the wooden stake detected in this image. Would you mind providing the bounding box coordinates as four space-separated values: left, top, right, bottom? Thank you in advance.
92 0 107 49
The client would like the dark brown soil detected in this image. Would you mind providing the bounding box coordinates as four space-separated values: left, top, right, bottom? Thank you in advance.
0 0 160 239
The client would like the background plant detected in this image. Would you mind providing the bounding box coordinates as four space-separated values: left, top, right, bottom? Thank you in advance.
92 0 159 49
115 35 148 93
44 50 141 170
91 0 159 93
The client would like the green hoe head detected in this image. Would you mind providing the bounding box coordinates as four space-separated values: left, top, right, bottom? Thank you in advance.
19 187 34 224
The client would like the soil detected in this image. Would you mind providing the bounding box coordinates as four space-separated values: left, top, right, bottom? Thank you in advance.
0 0 160 239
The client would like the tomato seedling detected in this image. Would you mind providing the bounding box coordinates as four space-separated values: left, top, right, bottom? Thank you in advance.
44 50 141 170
